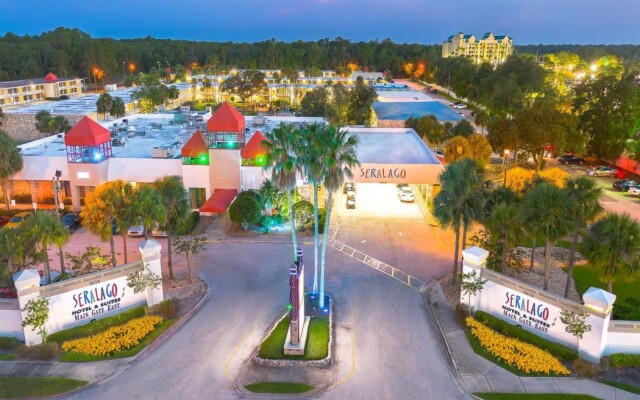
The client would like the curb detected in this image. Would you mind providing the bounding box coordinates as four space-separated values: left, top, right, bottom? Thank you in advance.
422 281 460 378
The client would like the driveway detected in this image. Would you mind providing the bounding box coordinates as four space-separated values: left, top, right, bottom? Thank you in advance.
61 237 463 399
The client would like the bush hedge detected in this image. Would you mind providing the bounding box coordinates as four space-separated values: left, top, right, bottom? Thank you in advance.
229 195 262 224
293 200 313 226
16 342 60 360
609 353 640 368
474 311 578 360
47 306 145 343
147 299 177 319
237 190 263 207
0 336 22 349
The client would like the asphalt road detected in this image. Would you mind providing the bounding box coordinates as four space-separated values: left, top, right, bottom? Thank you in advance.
62 229 464 399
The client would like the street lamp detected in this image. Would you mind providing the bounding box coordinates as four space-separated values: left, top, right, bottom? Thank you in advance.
53 169 66 275
503 149 511 187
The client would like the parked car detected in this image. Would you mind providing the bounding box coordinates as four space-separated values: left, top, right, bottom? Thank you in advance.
434 149 445 158
557 154 585 165
61 213 81 233
453 103 467 109
428 89 438 94
0 216 9 227
398 186 415 202
151 222 168 238
628 186 640 197
127 217 145 237
5 211 33 229
343 182 356 194
613 179 639 191
587 166 617 177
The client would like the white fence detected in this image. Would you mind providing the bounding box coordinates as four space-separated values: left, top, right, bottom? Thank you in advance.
4 240 164 345
461 246 640 362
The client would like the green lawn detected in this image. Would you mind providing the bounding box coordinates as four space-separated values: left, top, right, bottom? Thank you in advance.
0 377 87 398
599 379 640 395
244 382 314 394
474 394 599 400
519 235 573 250
259 316 329 360
0 354 16 361
60 319 176 362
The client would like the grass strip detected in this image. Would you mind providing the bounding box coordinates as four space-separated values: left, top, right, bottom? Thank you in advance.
599 379 640 395
0 377 87 398
244 382 314 394
259 316 329 360
60 319 176 362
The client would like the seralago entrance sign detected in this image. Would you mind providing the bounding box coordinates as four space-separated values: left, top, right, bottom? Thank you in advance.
352 163 442 184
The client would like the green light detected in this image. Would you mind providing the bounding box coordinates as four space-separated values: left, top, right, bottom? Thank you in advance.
287 304 292 311
198 154 208 164
256 155 265 166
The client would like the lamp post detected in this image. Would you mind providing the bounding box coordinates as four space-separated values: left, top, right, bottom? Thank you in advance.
122 61 126 83
503 149 510 187
53 170 66 274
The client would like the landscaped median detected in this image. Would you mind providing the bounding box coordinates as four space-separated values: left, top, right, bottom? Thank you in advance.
0 376 87 399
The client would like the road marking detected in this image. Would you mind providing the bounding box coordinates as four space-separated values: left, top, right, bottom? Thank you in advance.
329 306 356 389
224 311 264 381
435 233 446 249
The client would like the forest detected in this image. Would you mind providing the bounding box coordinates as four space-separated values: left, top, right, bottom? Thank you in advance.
2 27 640 83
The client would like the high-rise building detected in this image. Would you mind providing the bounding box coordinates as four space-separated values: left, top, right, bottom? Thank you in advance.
442 32 513 64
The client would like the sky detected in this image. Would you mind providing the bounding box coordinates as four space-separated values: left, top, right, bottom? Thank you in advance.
0 0 639 45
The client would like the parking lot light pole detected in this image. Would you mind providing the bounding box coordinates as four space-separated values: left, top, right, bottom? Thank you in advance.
503 149 510 187
53 170 66 274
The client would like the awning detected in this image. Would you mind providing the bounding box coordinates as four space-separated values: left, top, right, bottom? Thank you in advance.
199 189 237 213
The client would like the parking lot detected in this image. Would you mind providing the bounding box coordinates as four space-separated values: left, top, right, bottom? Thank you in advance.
335 183 423 219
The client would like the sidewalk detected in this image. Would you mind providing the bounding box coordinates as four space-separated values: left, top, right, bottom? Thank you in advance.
425 282 640 399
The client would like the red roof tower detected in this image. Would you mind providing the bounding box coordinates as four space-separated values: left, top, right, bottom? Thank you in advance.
181 130 209 164
241 130 269 164
44 73 58 83
206 102 246 148
64 117 112 163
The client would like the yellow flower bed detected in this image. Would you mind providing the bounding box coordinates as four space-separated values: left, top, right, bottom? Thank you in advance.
61 316 163 356
466 317 570 375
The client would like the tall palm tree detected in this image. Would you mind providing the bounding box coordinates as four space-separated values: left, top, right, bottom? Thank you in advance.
81 185 118 267
582 212 640 293
0 131 23 210
433 158 482 284
24 212 69 284
319 125 359 308
459 161 486 262
263 122 303 263
522 184 573 291
258 179 281 215
563 177 603 298
133 185 167 240
154 176 188 280
300 124 326 295
486 202 523 273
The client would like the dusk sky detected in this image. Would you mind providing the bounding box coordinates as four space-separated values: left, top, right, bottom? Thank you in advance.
1 0 639 44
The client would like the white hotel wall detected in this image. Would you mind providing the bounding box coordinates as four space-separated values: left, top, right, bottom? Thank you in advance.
241 166 270 191
182 164 212 199
605 321 640 355
0 298 23 340
107 158 183 183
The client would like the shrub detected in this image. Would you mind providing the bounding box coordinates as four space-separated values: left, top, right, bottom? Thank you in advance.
48 306 145 343
293 200 313 226
229 195 261 224
572 358 598 377
539 167 570 188
237 190 263 207
466 316 570 375
474 311 578 360
609 353 640 368
613 298 640 321
505 167 535 193
16 342 60 360
147 299 177 319
61 316 163 356
0 336 22 349
260 214 287 230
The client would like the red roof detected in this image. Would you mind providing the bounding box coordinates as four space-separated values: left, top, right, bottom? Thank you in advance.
206 102 245 133
181 130 208 157
64 117 111 146
199 189 238 213
241 130 269 159
44 73 58 83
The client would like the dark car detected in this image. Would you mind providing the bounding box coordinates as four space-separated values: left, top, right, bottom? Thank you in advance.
613 179 640 191
61 213 81 233
557 154 585 165
59 95 70 100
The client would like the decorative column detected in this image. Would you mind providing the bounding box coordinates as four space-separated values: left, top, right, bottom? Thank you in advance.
13 269 43 345
138 239 164 307
284 247 310 355
459 246 489 309
582 287 616 362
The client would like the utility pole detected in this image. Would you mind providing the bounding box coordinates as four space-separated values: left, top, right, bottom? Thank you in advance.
53 170 66 275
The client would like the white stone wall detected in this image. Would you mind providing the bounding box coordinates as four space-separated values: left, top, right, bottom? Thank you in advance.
0 299 23 340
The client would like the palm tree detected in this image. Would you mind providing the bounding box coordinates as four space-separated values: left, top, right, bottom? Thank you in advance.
319 125 359 308
81 185 118 267
96 93 113 120
563 177 603 298
582 212 640 293
263 122 303 263
433 158 483 284
0 131 23 210
111 97 126 119
258 179 281 215
522 184 573 291
154 176 188 280
299 124 326 295
23 212 69 284
474 110 491 135
133 185 167 240
486 202 523 273
459 161 486 261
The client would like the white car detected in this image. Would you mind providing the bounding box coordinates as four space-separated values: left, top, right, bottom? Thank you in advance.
453 104 467 109
587 166 617 177
398 186 415 202
127 217 145 237
629 186 640 197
